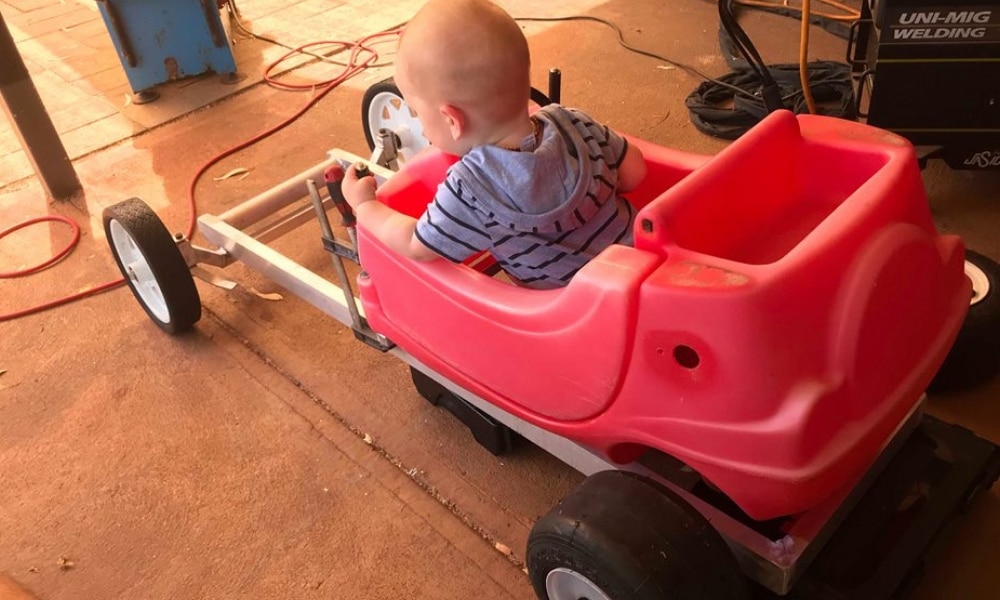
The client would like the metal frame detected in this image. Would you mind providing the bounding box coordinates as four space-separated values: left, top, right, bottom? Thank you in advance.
183 147 932 596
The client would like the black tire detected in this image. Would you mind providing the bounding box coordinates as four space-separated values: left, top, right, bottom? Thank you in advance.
103 198 201 334
929 250 1000 392
526 470 749 600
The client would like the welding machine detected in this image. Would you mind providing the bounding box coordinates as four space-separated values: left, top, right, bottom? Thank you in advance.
96 0 238 104
849 0 1000 168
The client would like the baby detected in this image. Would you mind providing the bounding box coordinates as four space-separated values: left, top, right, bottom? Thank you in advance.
342 0 646 289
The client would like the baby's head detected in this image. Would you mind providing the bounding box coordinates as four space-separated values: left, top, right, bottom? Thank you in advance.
396 0 531 155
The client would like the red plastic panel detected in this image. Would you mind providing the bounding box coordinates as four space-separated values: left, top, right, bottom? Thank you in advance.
359 237 659 421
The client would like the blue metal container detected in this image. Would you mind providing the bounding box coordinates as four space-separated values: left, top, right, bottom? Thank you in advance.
96 0 237 100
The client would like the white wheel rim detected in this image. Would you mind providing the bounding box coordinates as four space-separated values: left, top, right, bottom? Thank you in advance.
545 568 614 600
366 90 429 164
965 259 990 307
109 219 170 323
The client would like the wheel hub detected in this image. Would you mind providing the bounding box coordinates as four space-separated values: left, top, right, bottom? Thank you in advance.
545 568 613 600
366 90 429 164
965 258 990 306
109 219 170 323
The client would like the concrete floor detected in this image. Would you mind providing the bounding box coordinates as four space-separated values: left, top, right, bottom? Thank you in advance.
2 1 1000 599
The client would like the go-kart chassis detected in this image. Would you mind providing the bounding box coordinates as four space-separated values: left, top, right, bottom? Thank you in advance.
184 148 1000 598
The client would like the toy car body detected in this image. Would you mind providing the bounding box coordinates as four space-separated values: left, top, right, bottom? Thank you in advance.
355 109 969 520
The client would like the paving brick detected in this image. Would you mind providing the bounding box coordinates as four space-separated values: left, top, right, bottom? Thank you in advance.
60 17 108 42
296 0 345 18
0 1 25 15
48 46 120 83
27 27 85 55
48 94 119 133
239 0 303 20
0 149 32 187
8 0 89 24
21 55 44 75
0 121 23 155
3 0 61 13
73 65 129 97
24 69 92 113
16 5 99 37
4 17 30 42
59 112 140 157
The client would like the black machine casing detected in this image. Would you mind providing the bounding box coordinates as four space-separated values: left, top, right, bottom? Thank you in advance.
850 0 1000 168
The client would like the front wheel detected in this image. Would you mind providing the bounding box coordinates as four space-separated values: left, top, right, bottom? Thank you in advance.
361 77 430 165
526 470 749 600
103 198 201 334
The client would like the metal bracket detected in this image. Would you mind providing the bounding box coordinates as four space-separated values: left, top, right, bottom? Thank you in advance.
321 235 359 263
373 127 401 171
173 232 238 289
190 265 238 290
174 233 232 268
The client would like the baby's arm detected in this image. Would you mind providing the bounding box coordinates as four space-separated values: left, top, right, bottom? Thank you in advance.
341 164 440 261
616 141 647 193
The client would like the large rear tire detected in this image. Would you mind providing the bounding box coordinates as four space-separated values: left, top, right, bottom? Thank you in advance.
526 470 749 600
930 250 1000 392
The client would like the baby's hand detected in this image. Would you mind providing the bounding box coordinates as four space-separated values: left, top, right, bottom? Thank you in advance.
341 163 377 210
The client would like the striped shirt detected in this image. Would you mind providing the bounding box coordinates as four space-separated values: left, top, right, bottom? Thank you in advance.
414 104 635 289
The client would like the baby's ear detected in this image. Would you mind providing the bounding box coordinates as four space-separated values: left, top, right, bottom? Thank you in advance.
440 104 466 141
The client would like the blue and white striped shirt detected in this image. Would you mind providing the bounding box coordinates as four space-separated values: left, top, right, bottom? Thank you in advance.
414 105 635 289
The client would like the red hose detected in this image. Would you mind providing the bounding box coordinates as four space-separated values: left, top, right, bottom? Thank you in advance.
185 29 399 239
1 28 399 323
0 215 125 322
0 215 80 277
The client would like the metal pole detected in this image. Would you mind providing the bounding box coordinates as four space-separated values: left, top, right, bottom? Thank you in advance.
0 9 82 199
217 156 341 230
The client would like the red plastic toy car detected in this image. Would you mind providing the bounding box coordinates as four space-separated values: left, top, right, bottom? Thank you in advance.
356 109 970 521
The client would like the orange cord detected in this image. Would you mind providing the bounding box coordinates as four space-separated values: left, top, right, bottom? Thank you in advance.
0 29 399 323
799 0 817 114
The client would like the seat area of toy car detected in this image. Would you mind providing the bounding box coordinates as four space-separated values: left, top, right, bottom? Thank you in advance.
632 109 898 264
374 140 710 274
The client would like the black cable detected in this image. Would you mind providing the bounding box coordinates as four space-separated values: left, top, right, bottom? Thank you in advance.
718 0 787 112
719 0 771 84
685 60 855 139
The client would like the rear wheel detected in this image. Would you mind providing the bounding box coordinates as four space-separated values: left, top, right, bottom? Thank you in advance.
930 250 1000 392
526 470 749 600
103 198 201 334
